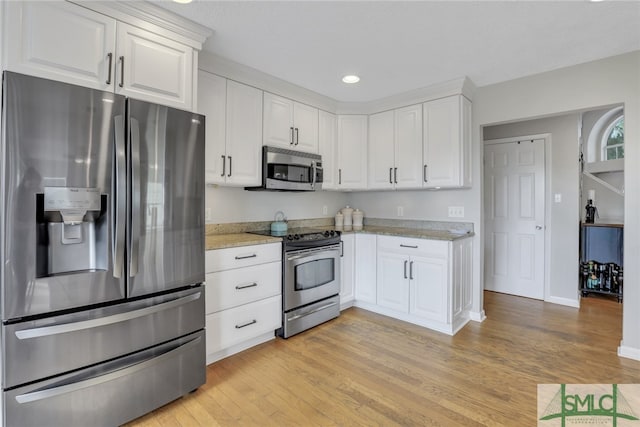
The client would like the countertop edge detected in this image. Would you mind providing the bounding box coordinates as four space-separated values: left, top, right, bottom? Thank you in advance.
206 228 473 250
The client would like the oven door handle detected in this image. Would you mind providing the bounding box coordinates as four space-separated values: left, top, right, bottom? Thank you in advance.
287 301 338 322
286 245 341 261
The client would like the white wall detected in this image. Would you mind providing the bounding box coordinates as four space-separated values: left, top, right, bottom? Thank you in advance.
206 186 347 223
473 51 640 358
483 114 581 304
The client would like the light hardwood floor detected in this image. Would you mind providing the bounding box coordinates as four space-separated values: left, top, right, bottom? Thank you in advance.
126 292 640 426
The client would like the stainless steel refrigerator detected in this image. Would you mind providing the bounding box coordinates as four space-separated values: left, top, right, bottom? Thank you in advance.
0 72 206 426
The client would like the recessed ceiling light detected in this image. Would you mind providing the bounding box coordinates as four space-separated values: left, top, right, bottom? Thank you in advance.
173 0 192 4
342 75 360 84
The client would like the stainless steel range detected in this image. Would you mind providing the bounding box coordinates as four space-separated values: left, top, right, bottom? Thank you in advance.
252 228 341 338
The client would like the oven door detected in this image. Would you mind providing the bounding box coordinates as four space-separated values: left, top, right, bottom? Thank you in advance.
284 244 341 311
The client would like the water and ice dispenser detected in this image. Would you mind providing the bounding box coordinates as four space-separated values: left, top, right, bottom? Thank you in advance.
36 187 108 277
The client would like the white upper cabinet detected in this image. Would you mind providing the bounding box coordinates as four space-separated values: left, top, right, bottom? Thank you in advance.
423 95 472 188
4 1 116 91
198 71 227 184
225 80 263 186
394 104 424 189
198 72 262 186
263 93 319 153
368 110 395 190
3 1 198 111
337 115 368 190
318 110 338 190
116 23 193 110
368 104 423 190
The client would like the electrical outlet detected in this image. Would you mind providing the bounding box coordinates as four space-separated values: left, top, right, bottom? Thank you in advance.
448 206 464 218
205 208 212 221
322 205 328 215
397 206 404 217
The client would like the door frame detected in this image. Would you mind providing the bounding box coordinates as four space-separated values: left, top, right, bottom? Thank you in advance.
483 133 551 301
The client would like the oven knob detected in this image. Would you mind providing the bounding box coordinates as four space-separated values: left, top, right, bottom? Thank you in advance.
330 230 335 236
286 235 293 241
323 230 330 237
293 234 300 240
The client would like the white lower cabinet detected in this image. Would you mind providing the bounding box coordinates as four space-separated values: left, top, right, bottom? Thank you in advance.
358 234 472 335
205 242 282 364
354 234 377 304
339 234 355 309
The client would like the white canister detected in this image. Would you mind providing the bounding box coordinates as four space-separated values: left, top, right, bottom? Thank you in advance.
352 209 364 227
334 212 344 227
341 206 354 227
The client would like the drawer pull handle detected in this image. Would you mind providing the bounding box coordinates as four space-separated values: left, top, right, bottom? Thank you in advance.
235 319 257 329
235 282 258 290
235 254 257 260
400 244 418 249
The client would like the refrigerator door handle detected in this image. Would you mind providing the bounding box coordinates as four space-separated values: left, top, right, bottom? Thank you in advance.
113 115 126 279
14 334 202 404
14 291 202 340
129 117 141 277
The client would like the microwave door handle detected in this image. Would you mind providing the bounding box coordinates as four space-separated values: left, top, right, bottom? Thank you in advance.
112 115 126 278
311 161 317 189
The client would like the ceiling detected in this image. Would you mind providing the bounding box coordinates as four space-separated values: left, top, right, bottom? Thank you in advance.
151 1 640 103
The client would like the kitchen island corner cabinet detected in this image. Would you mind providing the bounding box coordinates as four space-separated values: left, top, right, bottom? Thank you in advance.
357 234 472 335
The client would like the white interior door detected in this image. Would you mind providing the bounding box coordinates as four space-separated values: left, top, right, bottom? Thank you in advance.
484 139 545 299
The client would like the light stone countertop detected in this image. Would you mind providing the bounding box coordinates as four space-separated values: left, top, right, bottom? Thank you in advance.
205 233 282 250
205 218 473 250
324 225 474 241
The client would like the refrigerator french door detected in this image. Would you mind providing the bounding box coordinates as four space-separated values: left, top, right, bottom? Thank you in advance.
1 72 206 426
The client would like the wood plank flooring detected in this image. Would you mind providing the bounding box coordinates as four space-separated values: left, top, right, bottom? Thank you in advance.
125 292 640 426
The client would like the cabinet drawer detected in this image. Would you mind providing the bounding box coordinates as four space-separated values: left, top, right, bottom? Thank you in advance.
377 235 448 257
206 242 281 272
205 261 281 313
206 295 281 354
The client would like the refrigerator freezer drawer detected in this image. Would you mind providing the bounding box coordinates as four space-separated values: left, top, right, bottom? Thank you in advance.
3 330 205 427
2 286 204 389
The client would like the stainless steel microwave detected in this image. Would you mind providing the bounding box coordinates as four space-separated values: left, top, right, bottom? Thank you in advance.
246 146 323 191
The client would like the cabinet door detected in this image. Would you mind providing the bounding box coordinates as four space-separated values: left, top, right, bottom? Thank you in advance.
395 104 424 189
409 255 449 323
319 111 338 190
337 115 368 190
340 234 355 307
116 23 193 110
376 250 409 312
355 234 377 304
423 95 465 188
198 71 227 184
368 110 395 190
293 102 319 153
4 1 116 91
225 81 263 186
263 93 294 148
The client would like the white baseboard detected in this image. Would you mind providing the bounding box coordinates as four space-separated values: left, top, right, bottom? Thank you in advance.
206 332 275 365
545 296 580 308
469 310 486 322
618 343 640 361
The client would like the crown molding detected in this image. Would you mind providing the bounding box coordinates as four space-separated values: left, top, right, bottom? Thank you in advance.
336 77 476 115
199 52 339 113
69 0 212 50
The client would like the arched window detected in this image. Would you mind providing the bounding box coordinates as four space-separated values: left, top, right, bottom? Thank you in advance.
603 116 624 160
